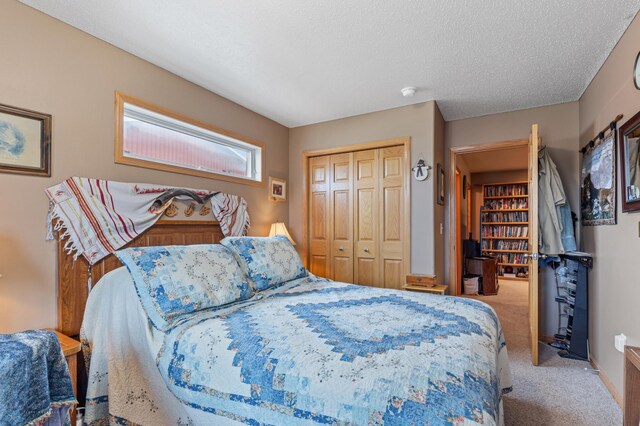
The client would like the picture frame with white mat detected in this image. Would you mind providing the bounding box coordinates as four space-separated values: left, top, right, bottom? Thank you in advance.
269 176 287 202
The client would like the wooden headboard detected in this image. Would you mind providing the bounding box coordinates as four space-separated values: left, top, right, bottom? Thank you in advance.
57 220 223 336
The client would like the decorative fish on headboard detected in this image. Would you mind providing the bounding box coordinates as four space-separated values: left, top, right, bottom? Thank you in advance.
149 189 220 214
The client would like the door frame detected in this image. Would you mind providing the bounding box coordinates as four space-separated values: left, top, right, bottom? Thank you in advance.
447 138 530 296
301 136 412 280
455 168 462 295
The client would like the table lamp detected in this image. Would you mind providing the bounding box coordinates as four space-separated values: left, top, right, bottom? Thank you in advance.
268 222 295 245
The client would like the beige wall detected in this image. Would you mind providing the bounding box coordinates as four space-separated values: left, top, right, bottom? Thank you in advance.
0 2 289 333
579 13 640 394
445 102 581 337
446 102 581 223
289 102 438 276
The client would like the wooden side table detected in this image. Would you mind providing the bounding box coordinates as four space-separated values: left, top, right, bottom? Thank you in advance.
406 274 437 287
50 330 81 424
625 346 640 426
404 274 447 295
404 284 448 295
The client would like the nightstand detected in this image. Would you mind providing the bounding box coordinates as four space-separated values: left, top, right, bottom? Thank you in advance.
50 330 81 423
625 346 640 426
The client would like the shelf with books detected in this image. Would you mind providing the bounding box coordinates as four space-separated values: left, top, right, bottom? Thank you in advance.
482 208 528 212
483 222 528 225
483 249 528 254
482 236 528 240
483 195 529 199
480 181 530 280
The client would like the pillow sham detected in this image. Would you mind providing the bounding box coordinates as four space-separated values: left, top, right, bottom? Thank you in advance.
115 244 252 331
221 235 307 291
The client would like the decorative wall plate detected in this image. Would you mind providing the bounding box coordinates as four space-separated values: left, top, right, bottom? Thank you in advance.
412 158 431 181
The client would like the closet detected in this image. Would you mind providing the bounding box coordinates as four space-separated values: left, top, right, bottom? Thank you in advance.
307 143 408 289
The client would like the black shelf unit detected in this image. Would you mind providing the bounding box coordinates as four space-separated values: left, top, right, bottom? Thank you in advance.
550 252 593 361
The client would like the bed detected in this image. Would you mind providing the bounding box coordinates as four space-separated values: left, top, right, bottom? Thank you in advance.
66 223 512 425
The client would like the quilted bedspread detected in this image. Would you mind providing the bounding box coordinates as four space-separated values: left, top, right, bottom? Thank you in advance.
82 270 511 425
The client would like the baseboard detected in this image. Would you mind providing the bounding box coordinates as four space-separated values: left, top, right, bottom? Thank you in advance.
590 357 623 408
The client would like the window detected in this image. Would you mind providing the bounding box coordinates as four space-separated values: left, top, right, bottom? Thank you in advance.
115 92 263 184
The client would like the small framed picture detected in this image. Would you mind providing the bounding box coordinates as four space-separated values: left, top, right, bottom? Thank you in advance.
269 177 287 202
0 103 51 177
437 163 445 205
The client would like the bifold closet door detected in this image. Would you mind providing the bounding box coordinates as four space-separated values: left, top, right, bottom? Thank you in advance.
308 145 406 286
308 155 331 278
354 149 380 287
329 153 354 283
379 146 405 290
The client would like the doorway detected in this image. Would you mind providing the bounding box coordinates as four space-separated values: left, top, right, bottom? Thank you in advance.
448 126 540 365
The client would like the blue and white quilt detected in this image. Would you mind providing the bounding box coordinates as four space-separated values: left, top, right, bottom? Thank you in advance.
82 268 512 426
0 330 76 425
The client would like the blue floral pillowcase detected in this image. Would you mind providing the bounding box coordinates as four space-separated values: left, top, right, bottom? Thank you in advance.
116 244 253 331
221 235 308 291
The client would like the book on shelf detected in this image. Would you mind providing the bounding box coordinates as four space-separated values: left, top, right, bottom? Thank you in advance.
484 183 528 197
482 239 529 251
482 211 528 222
481 225 529 237
493 253 528 264
483 198 529 209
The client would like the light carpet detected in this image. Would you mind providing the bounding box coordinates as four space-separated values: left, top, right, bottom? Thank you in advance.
470 279 622 426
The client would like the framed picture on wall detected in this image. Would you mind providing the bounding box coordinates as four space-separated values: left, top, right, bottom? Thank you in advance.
437 163 445 205
581 131 616 225
269 176 287 202
0 103 51 177
619 110 640 212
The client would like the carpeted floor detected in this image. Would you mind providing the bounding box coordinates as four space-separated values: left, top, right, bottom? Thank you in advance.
470 279 622 426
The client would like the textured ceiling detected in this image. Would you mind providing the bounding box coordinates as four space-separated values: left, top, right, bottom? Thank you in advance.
20 1 640 127
461 147 529 174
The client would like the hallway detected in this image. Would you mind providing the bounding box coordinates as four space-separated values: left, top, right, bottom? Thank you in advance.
471 280 622 425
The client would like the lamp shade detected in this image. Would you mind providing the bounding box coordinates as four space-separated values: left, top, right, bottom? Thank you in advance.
269 222 295 245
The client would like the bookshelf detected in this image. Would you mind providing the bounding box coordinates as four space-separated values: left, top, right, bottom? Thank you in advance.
480 181 530 281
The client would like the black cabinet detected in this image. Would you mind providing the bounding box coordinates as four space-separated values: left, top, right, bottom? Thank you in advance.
552 253 593 361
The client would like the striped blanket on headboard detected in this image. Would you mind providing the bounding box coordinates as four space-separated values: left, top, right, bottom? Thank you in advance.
45 177 249 265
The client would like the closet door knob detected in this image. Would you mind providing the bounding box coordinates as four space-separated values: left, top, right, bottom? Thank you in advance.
364 248 370 253
338 246 344 251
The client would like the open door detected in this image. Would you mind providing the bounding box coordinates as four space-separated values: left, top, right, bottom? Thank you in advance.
455 169 462 295
528 124 540 366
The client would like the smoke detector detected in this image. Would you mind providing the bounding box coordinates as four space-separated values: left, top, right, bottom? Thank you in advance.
401 87 417 97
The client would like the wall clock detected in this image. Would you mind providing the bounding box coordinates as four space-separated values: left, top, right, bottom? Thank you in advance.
635 51 640 90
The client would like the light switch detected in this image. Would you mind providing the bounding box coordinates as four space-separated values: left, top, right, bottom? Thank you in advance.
615 333 627 353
